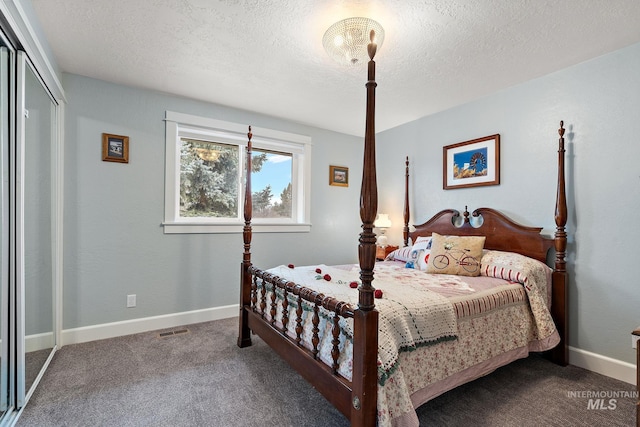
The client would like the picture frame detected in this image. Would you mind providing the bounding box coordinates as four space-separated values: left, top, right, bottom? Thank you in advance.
443 134 500 190
329 165 349 187
102 133 129 163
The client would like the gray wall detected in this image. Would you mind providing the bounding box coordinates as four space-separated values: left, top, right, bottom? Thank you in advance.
64 40 640 364
63 73 364 329
376 42 640 364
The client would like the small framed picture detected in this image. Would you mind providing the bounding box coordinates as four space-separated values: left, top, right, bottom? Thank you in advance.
102 133 129 163
329 165 349 187
443 134 500 190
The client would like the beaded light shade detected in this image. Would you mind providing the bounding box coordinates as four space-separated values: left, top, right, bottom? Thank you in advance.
322 17 384 66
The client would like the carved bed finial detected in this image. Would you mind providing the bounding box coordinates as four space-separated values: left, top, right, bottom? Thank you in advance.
367 30 377 60
463 206 470 223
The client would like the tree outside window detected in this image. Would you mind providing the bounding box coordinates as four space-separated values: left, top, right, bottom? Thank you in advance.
179 139 292 219
163 111 311 234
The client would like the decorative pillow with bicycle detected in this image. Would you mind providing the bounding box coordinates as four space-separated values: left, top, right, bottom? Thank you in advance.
426 233 486 276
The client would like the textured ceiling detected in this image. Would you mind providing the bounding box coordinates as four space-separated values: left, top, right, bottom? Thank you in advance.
31 0 640 136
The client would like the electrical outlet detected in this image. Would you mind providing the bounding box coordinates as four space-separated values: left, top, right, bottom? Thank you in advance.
127 294 136 308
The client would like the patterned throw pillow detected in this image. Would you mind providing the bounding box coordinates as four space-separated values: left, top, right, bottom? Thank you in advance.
413 237 433 271
385 246 414 262
384 236 434 269
425 233 485 276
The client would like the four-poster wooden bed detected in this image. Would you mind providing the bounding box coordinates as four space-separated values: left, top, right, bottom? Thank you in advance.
237 35 568 427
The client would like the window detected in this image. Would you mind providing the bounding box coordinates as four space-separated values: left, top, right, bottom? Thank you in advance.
250 149 293 219
163 111 311 234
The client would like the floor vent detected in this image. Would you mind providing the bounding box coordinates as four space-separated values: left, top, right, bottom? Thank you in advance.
157 328 190 338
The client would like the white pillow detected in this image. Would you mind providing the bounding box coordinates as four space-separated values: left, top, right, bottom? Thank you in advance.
411 238 432 252
404 237 433 270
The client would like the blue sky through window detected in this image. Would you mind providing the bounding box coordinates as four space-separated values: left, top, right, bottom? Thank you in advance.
252 152 292 203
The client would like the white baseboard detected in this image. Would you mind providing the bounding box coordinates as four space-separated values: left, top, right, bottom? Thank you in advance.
61 305 239 346
56 312 637 387
25 332 54 353
569 346 636 385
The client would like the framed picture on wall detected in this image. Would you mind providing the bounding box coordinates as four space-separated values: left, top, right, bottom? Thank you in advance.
329 165 348 187
102 133 129 163
443 134 500 189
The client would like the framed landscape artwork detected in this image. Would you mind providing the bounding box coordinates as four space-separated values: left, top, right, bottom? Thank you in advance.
443 134 500 190
102 133 129 163
329 165 348 187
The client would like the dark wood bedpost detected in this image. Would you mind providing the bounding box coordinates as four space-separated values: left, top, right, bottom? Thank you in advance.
352 31 380 427
551 121 568 365
403 156 410 247
238 126 253 348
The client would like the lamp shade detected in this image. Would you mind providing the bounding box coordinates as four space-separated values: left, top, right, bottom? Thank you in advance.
374 213 392 229
322 17 384 66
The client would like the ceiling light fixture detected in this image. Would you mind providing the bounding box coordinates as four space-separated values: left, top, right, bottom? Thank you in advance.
322 17 384 66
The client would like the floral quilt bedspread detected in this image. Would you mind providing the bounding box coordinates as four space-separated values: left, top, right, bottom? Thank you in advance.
265 264 458 381
261 252 558 427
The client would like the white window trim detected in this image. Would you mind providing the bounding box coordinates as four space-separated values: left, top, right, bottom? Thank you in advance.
163 111 312 234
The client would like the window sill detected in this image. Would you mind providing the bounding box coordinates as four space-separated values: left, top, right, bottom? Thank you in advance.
162 222 312 234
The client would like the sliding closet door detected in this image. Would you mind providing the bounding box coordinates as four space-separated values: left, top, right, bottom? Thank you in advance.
15 52 56 406
0 45 11 416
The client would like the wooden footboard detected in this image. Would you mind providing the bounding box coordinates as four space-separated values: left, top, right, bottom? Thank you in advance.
241 265 379 425
244 266 355 417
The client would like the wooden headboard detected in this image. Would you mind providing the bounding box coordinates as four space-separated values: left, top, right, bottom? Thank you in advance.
409 207 554 263
402 121 568 366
